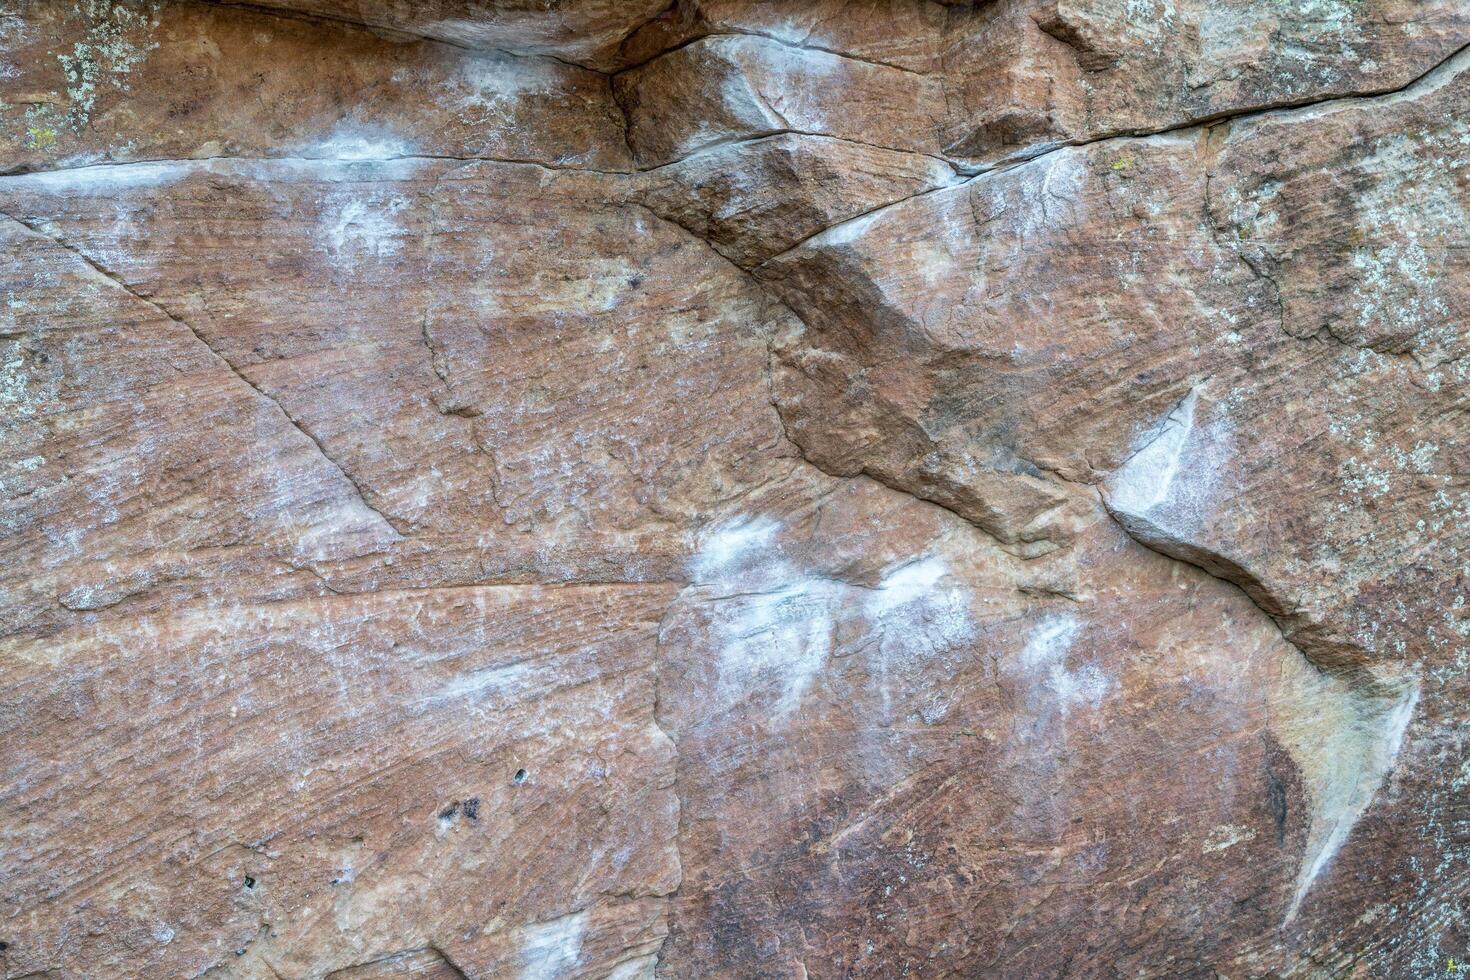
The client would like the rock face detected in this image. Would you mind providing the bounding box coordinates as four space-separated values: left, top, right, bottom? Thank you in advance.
1 1 1467 977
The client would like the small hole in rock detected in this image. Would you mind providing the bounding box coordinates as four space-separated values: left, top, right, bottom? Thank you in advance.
513 769 528 784
463 797 480 820
243 876 256 889
0 941 9 951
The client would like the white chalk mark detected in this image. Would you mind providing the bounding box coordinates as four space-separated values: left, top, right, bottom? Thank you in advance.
1018 614 1112 717
1286 677 1419 921
689 517 974 721
518 908 587 980
1106 388 1199 515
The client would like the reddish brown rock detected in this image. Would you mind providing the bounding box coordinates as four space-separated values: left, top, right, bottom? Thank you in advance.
0 585 679 978
614 34 945 169
634 134 960 269
940 0 1470 164
193 0 670 69
1 1 631 174
2 2 1469 978
619 0 950 74
0 151 785 640
764 47 1470 669
754 35 1470 976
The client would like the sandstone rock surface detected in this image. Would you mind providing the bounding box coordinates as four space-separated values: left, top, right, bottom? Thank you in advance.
2 1 1468 977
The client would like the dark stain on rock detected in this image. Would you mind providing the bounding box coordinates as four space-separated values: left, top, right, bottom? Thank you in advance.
1267 768 1288 845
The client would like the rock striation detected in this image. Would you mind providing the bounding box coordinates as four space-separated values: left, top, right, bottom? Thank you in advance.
1 1 1467 977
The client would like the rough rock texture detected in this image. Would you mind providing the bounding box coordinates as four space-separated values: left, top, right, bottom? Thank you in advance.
1 1 1468 977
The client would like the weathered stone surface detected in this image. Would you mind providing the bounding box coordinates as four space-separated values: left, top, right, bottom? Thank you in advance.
1 1 631 173
656 475 1316 977
2 1 1469 978
765 47 1470 671
614 35 946 169
0 585 679 978
634 134 960 269
616 0 1470 168
0 151 786 639
193 0 671 70
619 0 951 74
941 0 1470 163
